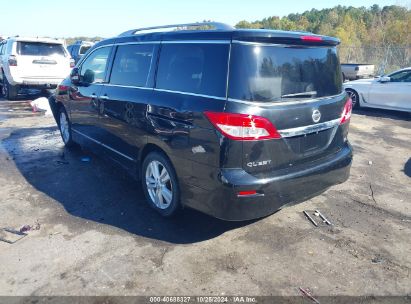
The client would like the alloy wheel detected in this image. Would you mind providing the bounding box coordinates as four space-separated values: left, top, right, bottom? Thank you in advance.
145 160 173 209
346 90 358 108
59 111 70 144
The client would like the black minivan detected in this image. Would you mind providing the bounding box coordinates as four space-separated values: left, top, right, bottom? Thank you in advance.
50 22 353 221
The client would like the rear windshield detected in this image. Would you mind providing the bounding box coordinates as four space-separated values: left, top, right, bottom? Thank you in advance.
228 44 342 102
79 45 92 55
17 42 66 57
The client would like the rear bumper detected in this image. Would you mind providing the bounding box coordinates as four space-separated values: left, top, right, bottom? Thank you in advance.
9 76 64 88
182 143 353 221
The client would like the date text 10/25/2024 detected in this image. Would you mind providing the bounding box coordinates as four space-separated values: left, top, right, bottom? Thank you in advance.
149 296 257 303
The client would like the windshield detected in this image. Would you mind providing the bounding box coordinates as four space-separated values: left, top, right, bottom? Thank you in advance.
228 44 342 102
17 42 66 57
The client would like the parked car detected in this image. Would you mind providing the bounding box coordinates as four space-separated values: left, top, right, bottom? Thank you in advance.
67 40 94 64
341 63 375 81
49 22 353 220
344 67 411 112
0 37 74 99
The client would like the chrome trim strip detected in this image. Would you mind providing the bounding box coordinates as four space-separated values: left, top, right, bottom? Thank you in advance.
161 40 230 44
237 193 265 198
154 88 226 100
104 83 153 90
72 129 135 161
116 41 161 45
278 118 341 138
225 42 232 99
227 93 346 106
232 40 284 47
232 40 329 48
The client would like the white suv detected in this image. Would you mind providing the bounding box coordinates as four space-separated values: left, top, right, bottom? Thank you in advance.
0 37 73 99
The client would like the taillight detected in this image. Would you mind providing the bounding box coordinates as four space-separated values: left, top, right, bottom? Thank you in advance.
301 35 323 42
204 112 281 141
238 190 257 196
8 55 17 66
340 98 353 124
70 58 75 68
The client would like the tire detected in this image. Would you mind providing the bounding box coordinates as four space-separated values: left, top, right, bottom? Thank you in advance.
2 75 19 100
345 88 360 109
58 106 75 147
141 152 180 217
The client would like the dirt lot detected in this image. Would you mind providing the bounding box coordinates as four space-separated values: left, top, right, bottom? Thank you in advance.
0 96 410 298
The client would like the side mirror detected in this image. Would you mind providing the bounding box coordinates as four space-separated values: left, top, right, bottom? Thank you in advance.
379 76 391 83
70 67 80 85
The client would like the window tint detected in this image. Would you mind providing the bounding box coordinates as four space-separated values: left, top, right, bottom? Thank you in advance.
17 42 66 56
156 43 229 97
110 44 154 87
80 47 111 84
389 71 411 82
229 44 342 102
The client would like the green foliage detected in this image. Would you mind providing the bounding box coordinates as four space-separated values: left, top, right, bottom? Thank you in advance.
235 5 411 47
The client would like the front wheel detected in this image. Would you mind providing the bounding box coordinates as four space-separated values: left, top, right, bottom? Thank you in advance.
58 106 74 147
142 152 180 217
345 89 360 109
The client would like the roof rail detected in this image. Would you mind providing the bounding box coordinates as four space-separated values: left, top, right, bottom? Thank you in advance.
118 22 234 37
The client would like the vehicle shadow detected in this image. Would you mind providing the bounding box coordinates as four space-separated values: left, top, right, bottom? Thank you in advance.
2 126 254 244
0 89 52 102
353 107 411 123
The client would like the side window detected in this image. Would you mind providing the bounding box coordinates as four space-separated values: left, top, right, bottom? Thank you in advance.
390 71 411 83
156 43 229 97
80 47 111 84
109 44 155 87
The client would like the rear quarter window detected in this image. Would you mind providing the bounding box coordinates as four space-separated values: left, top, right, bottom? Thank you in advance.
17 42 66 57
156 43 229 98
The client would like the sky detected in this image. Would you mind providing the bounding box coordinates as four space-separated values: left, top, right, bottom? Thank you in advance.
0 0 408 38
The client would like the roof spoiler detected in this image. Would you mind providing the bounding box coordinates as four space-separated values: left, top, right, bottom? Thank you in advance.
118 22 234 37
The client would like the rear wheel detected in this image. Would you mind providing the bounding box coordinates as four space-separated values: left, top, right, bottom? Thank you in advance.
345 89 360 109
142 152 180 217
58 106 74 147
1 75 19 100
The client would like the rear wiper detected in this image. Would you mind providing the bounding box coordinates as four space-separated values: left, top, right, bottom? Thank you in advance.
281 91 317 98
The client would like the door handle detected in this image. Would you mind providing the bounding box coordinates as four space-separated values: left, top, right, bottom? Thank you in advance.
90 93 97 98
100 95 109 100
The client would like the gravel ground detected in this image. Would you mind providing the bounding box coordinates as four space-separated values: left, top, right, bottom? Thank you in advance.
0 96 410 298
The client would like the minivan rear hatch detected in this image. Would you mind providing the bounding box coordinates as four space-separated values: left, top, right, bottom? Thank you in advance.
225 31 348 175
